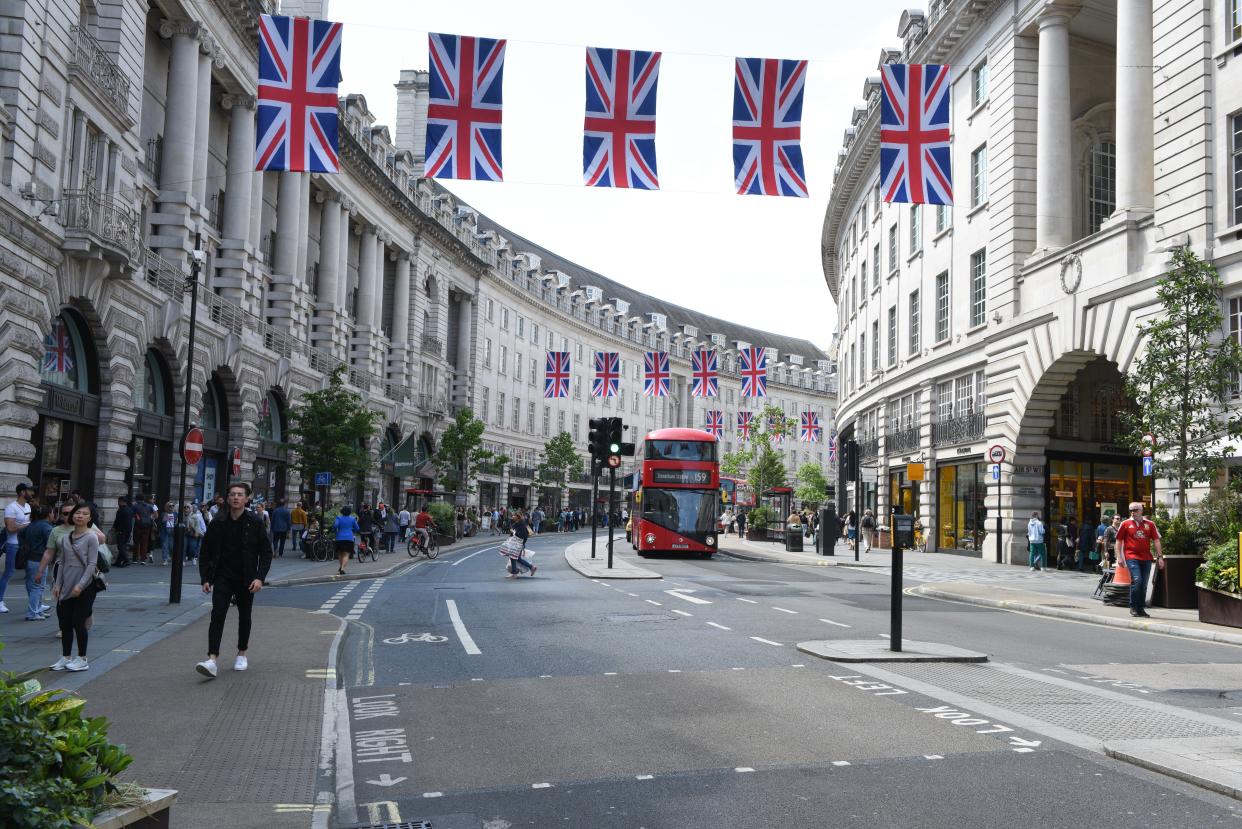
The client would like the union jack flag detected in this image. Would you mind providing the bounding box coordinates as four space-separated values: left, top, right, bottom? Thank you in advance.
704 410 723 438
739 346 767 397
828 429 838 463
643 351 670 397
426 33 507 182
584 47 661 189
255 14 343 173
592 351 620 398
768 415 785 444
544 351 571 398
800 411 822 443
691 349 718 398
733 57 808 197
737 411 754 441
43 317 74 374
880 63 953 205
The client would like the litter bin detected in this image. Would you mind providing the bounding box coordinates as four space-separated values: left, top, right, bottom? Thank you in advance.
1151 554 1203 609
786 528 803 552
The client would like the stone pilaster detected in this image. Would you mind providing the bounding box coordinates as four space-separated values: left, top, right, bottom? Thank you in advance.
1031 3 1077 257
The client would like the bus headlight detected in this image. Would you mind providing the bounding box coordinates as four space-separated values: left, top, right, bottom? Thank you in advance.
706 536 716 546
645 533 656 544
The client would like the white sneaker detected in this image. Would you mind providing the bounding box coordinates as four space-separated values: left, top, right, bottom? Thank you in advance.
0 601 8 613
39 604 50 612
196 658 218 678
66 656 89 672
234 655 248 671
51 656 71 671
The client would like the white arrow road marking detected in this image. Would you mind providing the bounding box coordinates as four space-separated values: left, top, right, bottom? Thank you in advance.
445 599 481 655
665 589 712 605
366 774 407 787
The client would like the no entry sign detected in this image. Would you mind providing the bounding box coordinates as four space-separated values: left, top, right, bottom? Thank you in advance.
182 427 204 466
231 446 242 477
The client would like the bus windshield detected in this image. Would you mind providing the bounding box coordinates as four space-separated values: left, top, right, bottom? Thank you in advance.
646 440 717 462
642 488 718 536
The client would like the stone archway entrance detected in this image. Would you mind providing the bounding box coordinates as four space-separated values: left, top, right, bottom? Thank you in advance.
1007 353 1152 564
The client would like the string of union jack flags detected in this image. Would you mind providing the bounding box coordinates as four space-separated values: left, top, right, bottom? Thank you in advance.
255 15 953 204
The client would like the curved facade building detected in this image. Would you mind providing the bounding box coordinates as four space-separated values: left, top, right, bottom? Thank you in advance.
824 0 1242 560
0 0 835 519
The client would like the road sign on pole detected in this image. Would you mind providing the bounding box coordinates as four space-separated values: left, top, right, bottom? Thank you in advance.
1142 456 1154 476
990 464 1001 481
314 471 333 487
182 427 204 466
987 444 1006 464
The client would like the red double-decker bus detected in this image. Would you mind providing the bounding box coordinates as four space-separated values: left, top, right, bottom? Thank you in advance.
632 427 720 557
720 476 757 509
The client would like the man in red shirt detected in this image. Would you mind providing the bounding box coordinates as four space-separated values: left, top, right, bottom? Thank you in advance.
413 506 434 552
1114 500 1164 618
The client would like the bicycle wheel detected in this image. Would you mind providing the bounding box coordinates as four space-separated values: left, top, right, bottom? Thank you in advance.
426 536 439 559
369 544 380 563
406 535 418 557
311 538 327 562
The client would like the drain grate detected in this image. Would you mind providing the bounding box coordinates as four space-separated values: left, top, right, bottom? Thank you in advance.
882 663 1242 742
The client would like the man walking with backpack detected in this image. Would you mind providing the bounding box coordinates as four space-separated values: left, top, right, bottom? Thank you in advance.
196 482 272 678
859 510 875 554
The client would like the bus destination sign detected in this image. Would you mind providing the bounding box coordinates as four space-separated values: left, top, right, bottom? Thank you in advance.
652 468 712 486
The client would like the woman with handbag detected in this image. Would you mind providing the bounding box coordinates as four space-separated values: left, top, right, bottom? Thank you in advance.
50 503 103 672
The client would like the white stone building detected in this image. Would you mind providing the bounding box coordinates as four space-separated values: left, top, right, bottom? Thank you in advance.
0 0 836 518
823 0 1242 560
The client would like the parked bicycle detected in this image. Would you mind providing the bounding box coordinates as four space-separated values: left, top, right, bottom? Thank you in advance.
406 531 439 559
305 531 334 562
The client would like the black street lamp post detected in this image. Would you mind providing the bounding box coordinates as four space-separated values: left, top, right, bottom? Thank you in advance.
170 233 204 605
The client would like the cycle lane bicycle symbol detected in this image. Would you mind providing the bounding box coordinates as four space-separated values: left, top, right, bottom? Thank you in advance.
383 632 449 645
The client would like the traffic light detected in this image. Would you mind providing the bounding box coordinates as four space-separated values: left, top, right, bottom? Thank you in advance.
588 417 610 474
607 417 624 469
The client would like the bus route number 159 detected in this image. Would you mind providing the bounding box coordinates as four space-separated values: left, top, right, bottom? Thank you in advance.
653 469 711 485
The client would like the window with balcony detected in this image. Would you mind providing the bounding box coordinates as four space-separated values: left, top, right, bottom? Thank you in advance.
971 144 988 208
935 272 950 343
970 250 987 328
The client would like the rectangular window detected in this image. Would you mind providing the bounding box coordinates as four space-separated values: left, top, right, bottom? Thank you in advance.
937 381 953 419
483 338 493 369
547 330 554 349
909 289 921 354
515 352 523 381
532 323 539 343
512 398 521 431
873 242 881 284
1234 0 1242 42
861 260 868 294
576 342 583 360
497 391 505 425
573 413 581 440
516 316 524 338
935 204 950 234
500 308 509 330
528 401 536 434
858 333 866 382
481 387 489 424
970 249 987 328
1089 141 1117 234
486 299 494 321
935 272 950 342
1231 297 1242 398
871 320 880 373
530 358 537 385
543 406 550 437
574 375 582 399
909 205 921 254
557 410 566 435
498 344 507 375
888 224 898 272
873 183 881 215
971 58 988 108
887 306 897 366
971 145 988 207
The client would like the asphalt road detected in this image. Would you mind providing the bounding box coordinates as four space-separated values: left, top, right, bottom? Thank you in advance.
273 535 1242 828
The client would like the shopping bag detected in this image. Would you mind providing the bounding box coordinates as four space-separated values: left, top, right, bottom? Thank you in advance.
499 536 524 558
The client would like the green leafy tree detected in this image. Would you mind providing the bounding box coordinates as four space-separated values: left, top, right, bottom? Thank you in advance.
1120 246 1242 516
536 431 584 513
720 446 752 478
721 404 790 496
434 408 495 495
794 462 829 510
747 447 788 500
286 367 382 495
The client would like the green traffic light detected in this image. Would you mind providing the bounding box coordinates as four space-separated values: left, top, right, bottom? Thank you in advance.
609 442 621 453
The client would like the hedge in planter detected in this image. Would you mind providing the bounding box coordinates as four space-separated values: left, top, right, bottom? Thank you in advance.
1197 541 1240 594
0 642 134 828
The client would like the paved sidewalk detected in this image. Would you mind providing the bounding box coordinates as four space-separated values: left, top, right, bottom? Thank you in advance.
564 537 662 579
1104 736 1242 801
73 605 342 829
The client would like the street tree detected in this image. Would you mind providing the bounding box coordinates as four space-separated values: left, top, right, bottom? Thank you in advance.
286 366 382 498
434 407 495 496
794 462 829 510
536 431 584 513
1120 246 1242 516
720 404 790 497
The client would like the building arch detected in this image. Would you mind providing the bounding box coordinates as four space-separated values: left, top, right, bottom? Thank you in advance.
253 388 289 504
127 346 177 500
194 369 238 504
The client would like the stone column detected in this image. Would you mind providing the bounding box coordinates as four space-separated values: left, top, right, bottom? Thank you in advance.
454 294 474 409
192 46 213 207
249 170 265 256
355 225 377 329
372 234 387 337
388 252 411 386
295 174 310 286
1111 0 1154 219
314 192 342 352
215 94 257 310
337 201 352 311
156 20 201 260
273 172 301 277
1033 4 1076 255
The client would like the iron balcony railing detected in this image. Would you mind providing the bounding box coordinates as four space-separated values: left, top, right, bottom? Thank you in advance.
931 411 985 447
857 435 881 460
68 25 132 118
61 188 139 261
510 465 537 480
143 136 163 178
886 421 921 454
421 335 444 355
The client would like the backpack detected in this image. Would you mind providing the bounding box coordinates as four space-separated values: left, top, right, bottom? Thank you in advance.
861 515 875 529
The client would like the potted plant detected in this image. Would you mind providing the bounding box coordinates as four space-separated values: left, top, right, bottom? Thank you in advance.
1196 541 1242 627
429 502 457 545
746 506 771 541
0 642 173 828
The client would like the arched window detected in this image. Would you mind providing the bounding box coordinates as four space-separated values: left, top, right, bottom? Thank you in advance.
40 311 93 392
134 350 173 415
257 391 284 442
201 379 227 431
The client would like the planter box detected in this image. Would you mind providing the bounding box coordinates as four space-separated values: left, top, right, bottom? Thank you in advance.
94 788 177 829
746 528 767 541
1197 585 1242 629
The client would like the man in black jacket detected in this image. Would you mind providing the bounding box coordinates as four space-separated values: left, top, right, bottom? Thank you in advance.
112 496 134 567
196 482 272 679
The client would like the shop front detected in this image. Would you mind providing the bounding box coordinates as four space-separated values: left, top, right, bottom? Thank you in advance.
935 460 989 554
30 311 99 503
194 376 230 505
127 349 175 501
1045 454 1151 554
253 392 287 505
887 466 922 518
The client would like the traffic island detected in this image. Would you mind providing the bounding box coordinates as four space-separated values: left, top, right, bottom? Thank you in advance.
796 638 989 663
564 538 662 579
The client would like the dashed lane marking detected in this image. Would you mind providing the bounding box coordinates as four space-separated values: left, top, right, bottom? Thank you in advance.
819 618 851 628
422 792 442 798
645 600 663 606
671 609 693 617
532 783 552 789
636 775 653 780
604 672 618 676
737 598 758 604
707 622 732 631
772 606 797 614
750 636 784 646
735 767 755 773
832 761 851 766
925 755 944 760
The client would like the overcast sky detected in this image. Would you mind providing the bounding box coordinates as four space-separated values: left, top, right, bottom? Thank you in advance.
332 0 911 350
